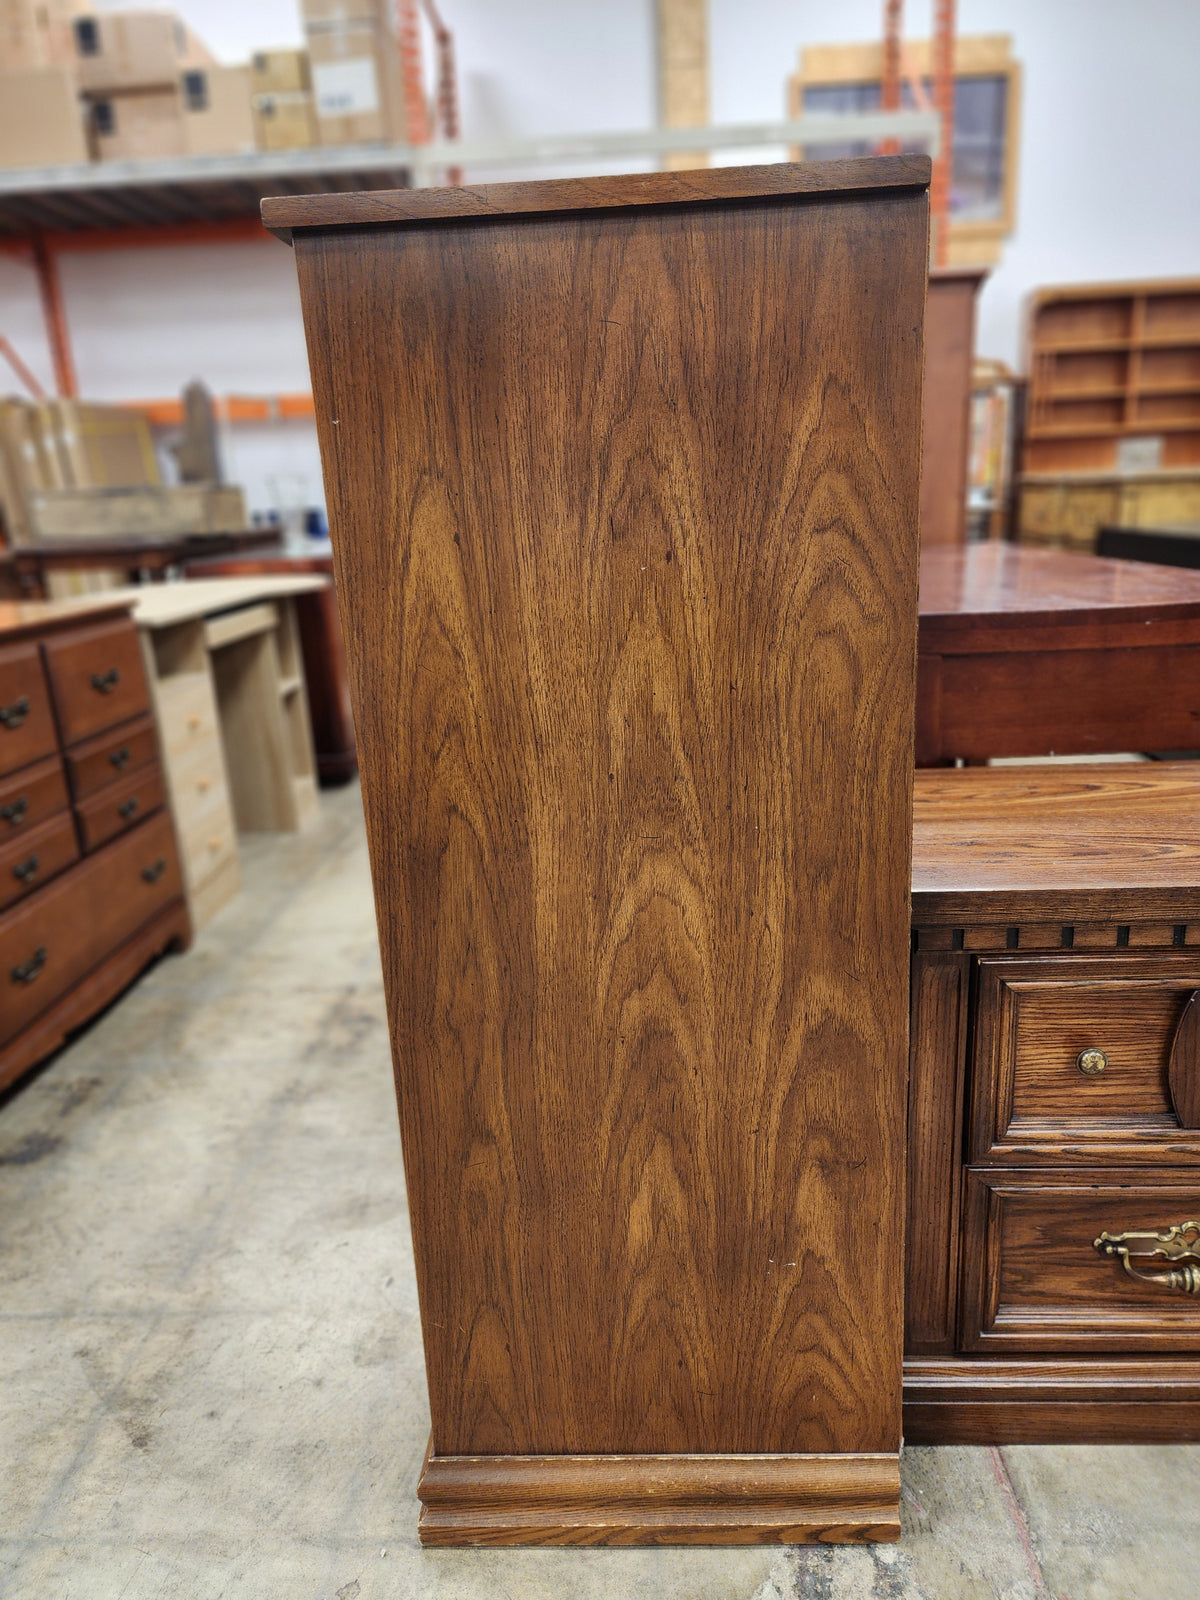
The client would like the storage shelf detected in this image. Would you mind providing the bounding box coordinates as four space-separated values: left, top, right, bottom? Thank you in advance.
1037 337 1200 354
1027 420 1200 439
0 145 412 237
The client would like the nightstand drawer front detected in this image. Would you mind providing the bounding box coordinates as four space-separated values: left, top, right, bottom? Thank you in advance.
970 954 1200 1164
960 1170 1200 1353
0 643 58 776
42 619 151 744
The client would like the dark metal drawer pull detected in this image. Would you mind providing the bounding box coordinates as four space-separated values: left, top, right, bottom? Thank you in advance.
0 696 30 728
118 797 139 820
0 798 28 825
11 946 46 984
91 668 120 694
109 746 131 769
11 854 38 883
1095 1221 1200 1294
142 857 166 884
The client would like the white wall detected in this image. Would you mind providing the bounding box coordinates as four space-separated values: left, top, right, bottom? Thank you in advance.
2 0 1198 512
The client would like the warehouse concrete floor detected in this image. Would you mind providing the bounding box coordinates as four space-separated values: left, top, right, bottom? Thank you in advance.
1 783 1199 1599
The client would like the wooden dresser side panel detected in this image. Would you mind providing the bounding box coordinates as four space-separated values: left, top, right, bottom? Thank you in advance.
905 951 971 1353
296 190 928 1459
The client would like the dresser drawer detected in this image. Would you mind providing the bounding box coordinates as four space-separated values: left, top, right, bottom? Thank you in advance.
0 812 79 912
75 764 166 853
0 756 69 839
960 1169 1200 1353
42 618 150 745
66 713 157 801
969 954 1200 1166
178 805 237 892
154 672 220 760
0 643 58 776
0 811 181 1047
167 735 230 830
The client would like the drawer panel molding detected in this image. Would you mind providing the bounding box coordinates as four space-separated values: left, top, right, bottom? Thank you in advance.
969 953 1200 1165
959 1170 1200 1353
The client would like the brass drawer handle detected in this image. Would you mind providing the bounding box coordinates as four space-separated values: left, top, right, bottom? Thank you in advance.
118 797 139 820
0 797 28 825
11 854 38 884
142 857 166 884
1076 1048 1108 1076
0 696 30 729
90 668 120 694
11 946 46 984
1095 1221 1200 1293
109 746 131 769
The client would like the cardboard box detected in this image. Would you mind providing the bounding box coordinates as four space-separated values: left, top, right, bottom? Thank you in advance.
89 86 185 161
302 0 405 145
0 0 76 72
250 46 309 96
181 62 254 156
0 64 88 166
73 9 211 94
252 90 316 152
44 400 160 489
28 483 247 540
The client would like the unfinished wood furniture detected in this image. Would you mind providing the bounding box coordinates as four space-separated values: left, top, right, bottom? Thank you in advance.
921 269 985 547
917 542 1200 764
906 761 1200 1443
267 155 931 1545
1 530 283 599
1018 278 1200 549
1017 470 1200 552
182 549 356 784
80 578 326 930
0 598 188 1095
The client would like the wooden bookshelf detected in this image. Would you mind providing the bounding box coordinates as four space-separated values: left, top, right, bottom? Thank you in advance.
1024 279 1200 474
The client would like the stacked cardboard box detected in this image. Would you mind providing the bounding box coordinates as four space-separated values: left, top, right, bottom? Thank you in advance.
250 48 316 153
74 10 254 162
302 0 406 146
0 0 87 165
0 0 75 71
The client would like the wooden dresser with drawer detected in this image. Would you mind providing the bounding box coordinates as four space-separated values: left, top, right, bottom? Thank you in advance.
0 599 189 1095
906 761 1200 1442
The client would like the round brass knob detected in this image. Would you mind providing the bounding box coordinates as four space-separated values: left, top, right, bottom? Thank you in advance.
1077 1048 1108 1076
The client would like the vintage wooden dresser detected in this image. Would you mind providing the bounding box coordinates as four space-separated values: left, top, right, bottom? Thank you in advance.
267 155 931 1544
907 761 1200 1442
0 599 188 1096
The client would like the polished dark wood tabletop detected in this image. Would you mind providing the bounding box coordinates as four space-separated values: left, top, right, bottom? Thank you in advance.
920 542 1200 649
917 544 1200 762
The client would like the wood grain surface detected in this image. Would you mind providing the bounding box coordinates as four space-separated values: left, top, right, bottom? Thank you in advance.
912 763 1200 925
418 1448 901 1545
904 1356 1200 1443
291 163 928 1488
959 1170 1200 1352
263 153 930 237
919 271 984 548
905 952 970 1353
969 953 1200 1165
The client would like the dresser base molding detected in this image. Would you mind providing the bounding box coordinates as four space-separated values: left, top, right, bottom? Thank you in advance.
0 898 190 1095
417 1446 901 1546
904 1358 1200 1444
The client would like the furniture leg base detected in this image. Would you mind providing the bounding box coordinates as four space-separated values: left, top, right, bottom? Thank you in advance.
417 1444 901 1546
904 1358 1200 1444
0 896 190 1095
